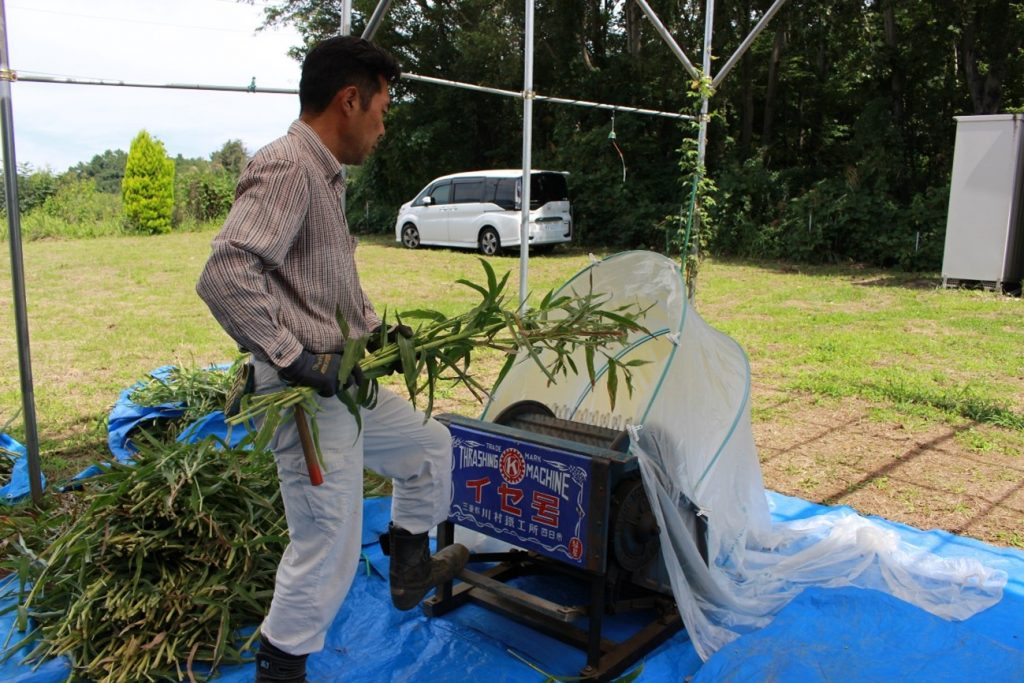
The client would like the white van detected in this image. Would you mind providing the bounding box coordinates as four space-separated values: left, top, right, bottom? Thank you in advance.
394 170 572 255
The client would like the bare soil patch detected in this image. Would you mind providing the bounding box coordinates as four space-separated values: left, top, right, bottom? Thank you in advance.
753 386 1024 548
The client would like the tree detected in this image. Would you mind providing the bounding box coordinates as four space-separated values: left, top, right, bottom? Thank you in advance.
122 130 175 234
0 164 59 215
68 149 128 193
210 140 249 177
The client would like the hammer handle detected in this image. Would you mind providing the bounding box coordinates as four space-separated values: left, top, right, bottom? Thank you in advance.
293 405 324 486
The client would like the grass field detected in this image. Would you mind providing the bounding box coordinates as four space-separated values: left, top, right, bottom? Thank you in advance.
0 230 1020 528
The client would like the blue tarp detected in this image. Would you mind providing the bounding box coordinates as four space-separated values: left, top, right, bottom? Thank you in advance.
73 365 246 483
2 492 1022 682
0 434 45 504
106 365 185 461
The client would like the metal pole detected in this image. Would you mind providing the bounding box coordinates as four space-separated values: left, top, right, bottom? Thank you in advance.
0 0 43 505
696 0 714 170
16 73 694 121
712 0 789 89
17 74 298 94
634 0 701 81
404 72 694 120
361 0 393 41
340 0 352 36
518 0 535 307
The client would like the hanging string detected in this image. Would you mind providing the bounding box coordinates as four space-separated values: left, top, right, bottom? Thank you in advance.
608 113 626 182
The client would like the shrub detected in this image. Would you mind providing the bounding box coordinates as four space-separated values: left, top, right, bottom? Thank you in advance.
181 169 235 222
9 178 124 241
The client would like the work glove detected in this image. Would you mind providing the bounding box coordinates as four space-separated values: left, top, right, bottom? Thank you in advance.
279 350 367 397
367 324 415 375
366 323 414 353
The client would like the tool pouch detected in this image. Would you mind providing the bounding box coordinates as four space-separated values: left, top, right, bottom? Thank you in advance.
225 357 255 418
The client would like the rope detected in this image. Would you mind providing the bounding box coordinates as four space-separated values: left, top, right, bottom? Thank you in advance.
608 113 626 182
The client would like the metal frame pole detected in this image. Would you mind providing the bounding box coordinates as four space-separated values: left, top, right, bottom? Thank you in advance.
0 0 43 505
361 0 394 41
696 0 714 173
712 0 789 89
340 0 352 36
15 73 693 121
633 0 700 81
518 0 535 307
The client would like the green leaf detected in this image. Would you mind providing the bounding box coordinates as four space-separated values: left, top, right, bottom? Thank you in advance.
336 388 363 438
494 268 511 300
455 278 489 298
336 313 351 339
398 333 420 405
339 336 369 387
479 257 498 297
493 353 517 390
598 309 643 330
398 309 448 323
606 361 619 412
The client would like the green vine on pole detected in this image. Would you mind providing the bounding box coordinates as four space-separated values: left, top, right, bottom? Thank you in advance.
670 72 717 299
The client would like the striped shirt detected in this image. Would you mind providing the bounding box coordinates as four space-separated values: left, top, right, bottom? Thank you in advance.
197 119 380 367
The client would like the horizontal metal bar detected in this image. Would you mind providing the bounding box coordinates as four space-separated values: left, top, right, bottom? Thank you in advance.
16 70 694 121
16 73 295 94
402 72 694 121
458 568 586 622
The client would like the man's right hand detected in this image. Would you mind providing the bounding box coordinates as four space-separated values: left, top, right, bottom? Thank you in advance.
278 350 342 397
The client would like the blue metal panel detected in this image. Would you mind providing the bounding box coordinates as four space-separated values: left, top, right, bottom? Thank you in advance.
448 419 607 570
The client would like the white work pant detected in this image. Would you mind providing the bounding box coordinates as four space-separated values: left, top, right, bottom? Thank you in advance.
253 360 453 655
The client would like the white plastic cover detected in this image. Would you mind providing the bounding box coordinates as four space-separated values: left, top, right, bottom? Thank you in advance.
483 251 1007 660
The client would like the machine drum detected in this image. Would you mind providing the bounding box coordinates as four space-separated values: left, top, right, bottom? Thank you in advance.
609 476 660 572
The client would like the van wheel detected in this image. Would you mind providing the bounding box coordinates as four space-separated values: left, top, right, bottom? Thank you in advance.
401 224 420 249
478 227 501 256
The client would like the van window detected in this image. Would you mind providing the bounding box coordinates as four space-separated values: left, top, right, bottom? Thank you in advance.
452 180 485 204
428 182 452 205
530 172 569 208
494 178 517 210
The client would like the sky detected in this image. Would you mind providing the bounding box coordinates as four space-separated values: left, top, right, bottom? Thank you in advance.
5 0 307 172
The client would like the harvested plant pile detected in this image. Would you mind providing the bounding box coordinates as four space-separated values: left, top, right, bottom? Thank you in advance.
1 436 286 682
0 450 12 482
128 363 235 442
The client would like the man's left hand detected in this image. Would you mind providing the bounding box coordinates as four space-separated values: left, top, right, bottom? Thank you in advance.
367 324 415 374
367 323 414 352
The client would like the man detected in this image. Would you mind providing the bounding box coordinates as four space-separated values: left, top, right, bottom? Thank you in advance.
197 36 468 683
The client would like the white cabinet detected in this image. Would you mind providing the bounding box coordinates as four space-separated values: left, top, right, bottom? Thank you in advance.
942 114 1024 291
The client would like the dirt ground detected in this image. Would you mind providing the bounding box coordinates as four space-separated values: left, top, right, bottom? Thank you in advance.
751 385 1024 549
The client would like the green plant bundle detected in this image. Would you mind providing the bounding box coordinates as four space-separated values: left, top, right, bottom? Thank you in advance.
128 363 236 442
228 259 650 460
0 435 286 682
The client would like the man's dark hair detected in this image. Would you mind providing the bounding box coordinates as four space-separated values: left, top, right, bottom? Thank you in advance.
299 36 401 114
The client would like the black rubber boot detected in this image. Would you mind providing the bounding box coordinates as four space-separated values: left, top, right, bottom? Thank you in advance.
384 523 469 611
254 633 308 683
